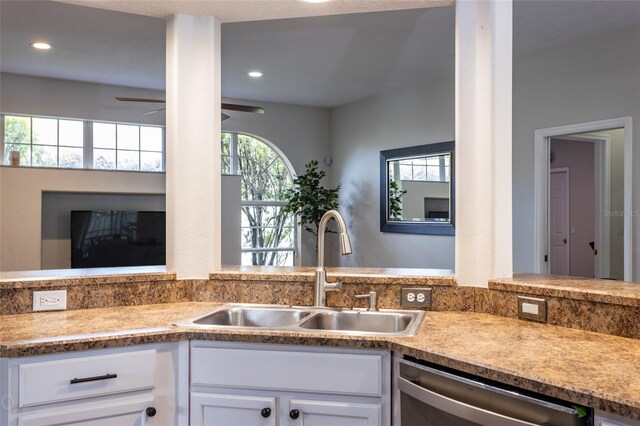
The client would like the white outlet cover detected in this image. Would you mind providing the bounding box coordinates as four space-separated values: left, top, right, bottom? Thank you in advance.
33 290 67 311
522 302 539 316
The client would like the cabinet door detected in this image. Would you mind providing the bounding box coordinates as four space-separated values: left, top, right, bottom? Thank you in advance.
288 399 381 426
191 392 276 426
17 396 157 426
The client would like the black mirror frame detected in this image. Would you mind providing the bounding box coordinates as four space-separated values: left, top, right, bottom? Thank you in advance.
379 141 455 235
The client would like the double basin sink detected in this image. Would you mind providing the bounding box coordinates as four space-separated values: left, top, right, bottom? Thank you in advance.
175 303 425 336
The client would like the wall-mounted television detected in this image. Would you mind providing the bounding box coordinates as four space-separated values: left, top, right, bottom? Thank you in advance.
71 211 165 268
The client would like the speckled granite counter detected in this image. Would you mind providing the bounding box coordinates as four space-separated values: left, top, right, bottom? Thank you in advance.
491 273 640 307
1 302 639 420
0 266 175 289
211 265 455 285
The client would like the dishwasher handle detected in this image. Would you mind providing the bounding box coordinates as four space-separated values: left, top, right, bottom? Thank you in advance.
398 376 541 426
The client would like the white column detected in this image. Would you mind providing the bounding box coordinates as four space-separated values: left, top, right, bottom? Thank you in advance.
455 0 513 286
166 15 221 278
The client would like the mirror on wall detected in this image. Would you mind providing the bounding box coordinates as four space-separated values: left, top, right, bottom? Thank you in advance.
380 142 454 235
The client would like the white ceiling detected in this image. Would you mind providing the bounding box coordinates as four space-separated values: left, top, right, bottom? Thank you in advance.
1 1 640 108
53 0 452 23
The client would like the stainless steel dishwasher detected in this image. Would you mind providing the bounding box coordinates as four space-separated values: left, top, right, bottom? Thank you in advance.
397 357 591 426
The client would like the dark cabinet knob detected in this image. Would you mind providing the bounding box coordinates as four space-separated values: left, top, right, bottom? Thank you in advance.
289 409 300 419
261 407 271 418
146 407 157 417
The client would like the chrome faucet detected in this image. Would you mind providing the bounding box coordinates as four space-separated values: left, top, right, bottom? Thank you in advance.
314 210 352 307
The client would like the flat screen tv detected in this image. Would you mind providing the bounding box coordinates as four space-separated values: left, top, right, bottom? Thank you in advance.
71 211 166 268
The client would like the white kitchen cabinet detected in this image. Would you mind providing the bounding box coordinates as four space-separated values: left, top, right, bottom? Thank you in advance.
288 398 381 426
17 395 156 426
191 392 276 426
189 341 390 426
0 342 186 426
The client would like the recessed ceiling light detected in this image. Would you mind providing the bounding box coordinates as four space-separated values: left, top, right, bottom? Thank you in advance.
248 71 263 78
30 42 51 50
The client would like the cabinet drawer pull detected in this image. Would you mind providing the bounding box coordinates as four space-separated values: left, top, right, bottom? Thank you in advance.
70 373 118 384
261 407 271 418
290 409 300 420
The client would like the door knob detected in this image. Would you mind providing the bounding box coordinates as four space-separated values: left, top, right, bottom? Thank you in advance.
261 407 271 418
289 409 300 419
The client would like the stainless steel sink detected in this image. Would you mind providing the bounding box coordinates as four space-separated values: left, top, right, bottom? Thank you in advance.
175 304 311 329
297 310 420 335
175 303 425 336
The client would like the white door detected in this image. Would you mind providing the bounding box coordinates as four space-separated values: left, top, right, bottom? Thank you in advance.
190 393 276 426
18 396 157 426
549 168 570 275
288 399 381 426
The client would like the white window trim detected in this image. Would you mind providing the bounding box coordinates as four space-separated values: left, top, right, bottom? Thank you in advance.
224 131 301 266
1 112 165 172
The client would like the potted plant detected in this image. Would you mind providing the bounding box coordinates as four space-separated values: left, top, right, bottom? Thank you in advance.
284 160 340 237
388 180 407 221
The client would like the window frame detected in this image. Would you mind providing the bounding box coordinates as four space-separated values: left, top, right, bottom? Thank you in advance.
222 131 300 266
1 112 165 172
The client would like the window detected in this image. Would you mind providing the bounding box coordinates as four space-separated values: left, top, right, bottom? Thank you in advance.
222 132 298 266
1 113 165 172
395 153 450 182
93 122 164 171
3 115 83 168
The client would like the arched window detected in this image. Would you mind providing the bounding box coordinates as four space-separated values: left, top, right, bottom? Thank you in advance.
221 132 298 266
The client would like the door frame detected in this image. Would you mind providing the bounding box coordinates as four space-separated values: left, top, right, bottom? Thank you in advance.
534 117 633 281
549 167 570 275
552 134 611 277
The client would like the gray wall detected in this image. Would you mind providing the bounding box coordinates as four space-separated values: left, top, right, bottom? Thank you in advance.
512 24 640 278
0 73 166 125
329 77 455 269
41 192 166 269
39 174 242 270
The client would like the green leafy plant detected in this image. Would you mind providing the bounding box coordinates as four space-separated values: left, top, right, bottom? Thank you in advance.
283 160 340 236
388 180 407 220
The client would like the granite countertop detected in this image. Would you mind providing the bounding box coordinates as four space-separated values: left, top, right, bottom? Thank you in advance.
0 302 639 420
211 265 456 285
0 266 175 289
491 273 640 307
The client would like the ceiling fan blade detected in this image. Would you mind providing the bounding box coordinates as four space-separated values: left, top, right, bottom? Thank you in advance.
116 96 166 103
141 107 167 116
222 103 265 114
116 97 264 115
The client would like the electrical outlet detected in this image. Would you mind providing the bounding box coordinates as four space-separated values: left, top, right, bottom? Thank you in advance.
517 296 547 323
401 288 431 308
33 290 67 311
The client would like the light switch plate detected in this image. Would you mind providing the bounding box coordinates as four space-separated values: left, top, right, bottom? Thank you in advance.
401 288 432 308
517 296 547 323
33 290 67 311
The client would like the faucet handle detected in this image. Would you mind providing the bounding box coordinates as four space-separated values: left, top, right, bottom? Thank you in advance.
354 291 378 311
325 281 343 292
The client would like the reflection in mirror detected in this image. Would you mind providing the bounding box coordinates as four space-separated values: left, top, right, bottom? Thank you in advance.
380 142 454 235
388 153 451 222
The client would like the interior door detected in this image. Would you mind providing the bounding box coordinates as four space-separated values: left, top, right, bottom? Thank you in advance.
549 168 570 275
